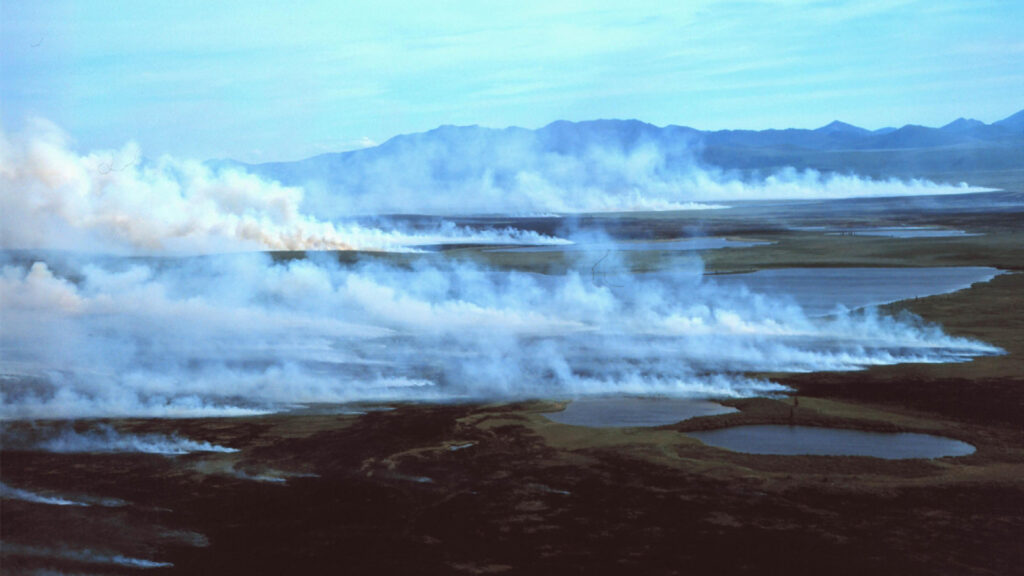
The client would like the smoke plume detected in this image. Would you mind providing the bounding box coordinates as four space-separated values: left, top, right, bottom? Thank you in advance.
0 119 568 254
1 543 172 569
0 482 89 507
0 120 1002 419
0 252 999 419
253 123 987 217
32 426 238 454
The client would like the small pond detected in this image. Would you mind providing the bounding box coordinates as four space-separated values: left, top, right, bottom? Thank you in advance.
824 227 981 238
488 237 768 253
544 397 737 428
687 425 976 459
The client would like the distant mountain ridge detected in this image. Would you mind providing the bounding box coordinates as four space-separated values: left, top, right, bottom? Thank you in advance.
993 109 1024 131
216 109 1024 208
223 109 1023 170
697 111 1023 150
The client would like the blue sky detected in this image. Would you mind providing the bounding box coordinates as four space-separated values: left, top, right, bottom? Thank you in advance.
2 0 1021 162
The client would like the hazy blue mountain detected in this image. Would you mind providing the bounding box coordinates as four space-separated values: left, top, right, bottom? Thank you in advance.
993 109 1024 132
940 118 987 132
816 120 871 136
868 124 965 148
217 109 1024 206
224 109 1024 175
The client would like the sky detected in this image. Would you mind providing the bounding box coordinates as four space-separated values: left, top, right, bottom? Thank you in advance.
2 0 1022 162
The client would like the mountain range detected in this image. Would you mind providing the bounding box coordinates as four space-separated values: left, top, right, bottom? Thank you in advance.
221 109 1024 201
694 109 1024 150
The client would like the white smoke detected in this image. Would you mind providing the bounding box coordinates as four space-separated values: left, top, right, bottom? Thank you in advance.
0 482 89 507
1 544 173 569
277 128 987 217
0 120 1002 419
0 481 126 508
22 425 239 454
0 119 568 254
0 251 999 419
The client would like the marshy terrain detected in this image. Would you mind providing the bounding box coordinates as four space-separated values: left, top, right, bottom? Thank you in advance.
3 187 1022 575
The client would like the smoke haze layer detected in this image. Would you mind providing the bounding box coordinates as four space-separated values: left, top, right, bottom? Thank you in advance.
1 543 172 569
0 252 1000 419
0 120 568 254
0 120 1002 419
237 122 988 217
0 482 90 507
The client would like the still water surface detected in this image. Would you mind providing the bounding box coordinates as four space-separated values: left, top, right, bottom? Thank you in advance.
545 397 738 427
488 237 768 253
687 425 976 459
708 267 1000 315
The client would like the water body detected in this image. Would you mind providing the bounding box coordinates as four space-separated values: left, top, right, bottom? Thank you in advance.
687 425 976 459
487 237 769 253
823 227 981 238
544 397 738 428
708 267 1000 316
